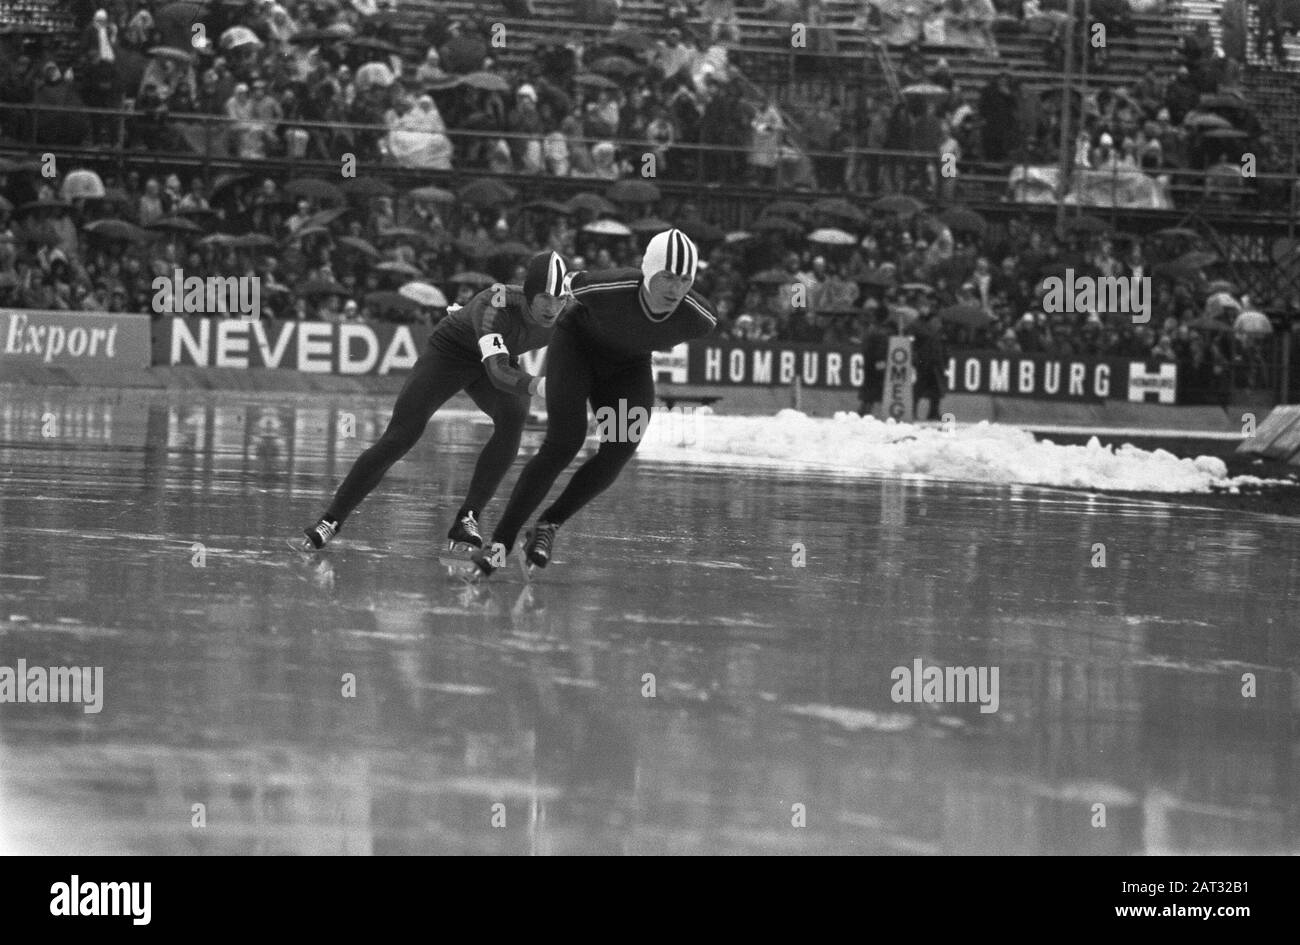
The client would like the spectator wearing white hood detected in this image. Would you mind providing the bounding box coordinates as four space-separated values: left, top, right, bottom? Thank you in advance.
82 10 117 64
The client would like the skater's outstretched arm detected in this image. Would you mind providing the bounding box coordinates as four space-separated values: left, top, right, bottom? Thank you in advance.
472 294 546 398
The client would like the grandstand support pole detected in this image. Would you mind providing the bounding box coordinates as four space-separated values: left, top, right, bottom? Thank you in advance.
1056 0 1078 233
1289 127 1296 242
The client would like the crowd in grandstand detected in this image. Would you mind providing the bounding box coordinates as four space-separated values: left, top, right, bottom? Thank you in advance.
0 0 1288 405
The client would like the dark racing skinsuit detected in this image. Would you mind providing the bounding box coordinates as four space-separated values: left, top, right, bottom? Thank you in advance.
490 267 717 550
323 285 551 527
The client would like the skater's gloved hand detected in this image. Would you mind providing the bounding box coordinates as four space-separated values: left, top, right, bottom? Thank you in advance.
527 376 547 399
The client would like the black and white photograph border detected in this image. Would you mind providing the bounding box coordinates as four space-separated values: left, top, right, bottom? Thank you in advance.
0 0 1295 885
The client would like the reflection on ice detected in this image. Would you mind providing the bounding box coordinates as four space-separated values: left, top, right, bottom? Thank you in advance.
0 388 1296 854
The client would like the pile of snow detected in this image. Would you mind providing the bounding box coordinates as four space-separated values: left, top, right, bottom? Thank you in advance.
635 409 1282 494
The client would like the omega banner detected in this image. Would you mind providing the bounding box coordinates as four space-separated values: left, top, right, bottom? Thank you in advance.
688 341 1179 404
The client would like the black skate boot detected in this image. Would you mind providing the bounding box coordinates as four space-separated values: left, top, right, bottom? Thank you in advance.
446 510 483 554
291 517 338 552
523 521 559 569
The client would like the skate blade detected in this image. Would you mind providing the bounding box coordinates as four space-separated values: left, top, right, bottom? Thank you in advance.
437 554 484 582
286 536 317 554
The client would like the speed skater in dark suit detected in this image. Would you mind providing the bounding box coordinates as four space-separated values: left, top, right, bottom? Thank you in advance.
292 251 568 553
472 228 717 575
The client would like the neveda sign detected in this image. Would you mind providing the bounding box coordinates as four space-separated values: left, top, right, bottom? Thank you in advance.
163 317 423 375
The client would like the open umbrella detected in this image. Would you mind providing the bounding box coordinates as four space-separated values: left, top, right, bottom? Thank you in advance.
808 227 856 246
675 219 724 243
448 270 495 286
408 185 456 204
1183 112 1233 130
629 216 674 234
365 290 420 313
375 260 424 278
583 219 633 237
289 27 341 43
221 26 263 50
871 195 925 216
300 208 348 230
589 55 641 77
565 192 618 215
900 282 935 294
938 302 992 328
399 281 447 307
1205 291 1241 318
1204 279 1237 295
725 230 756 244
1198 92 1250 111
199 233 235 247
285 179 345 205
286 225 331 243
84 219 152 243
458 178 517 207
524 199 573 214
147 216 203 234
488 241 532 258
337 235 379 257
147 46 194 63
60 169 105 200
811 197 864 223
230 233 276 249
940 207 986 235
461 71 511 93
901 82 949 100
1204 128 1248 140
341 178 395 199
606 179 660 204
1233 310 1273 334
1174 250 1218 269
355 62 396 90
346 36 401 55
375 226 428 243
754 215 804 234
574 72 619 90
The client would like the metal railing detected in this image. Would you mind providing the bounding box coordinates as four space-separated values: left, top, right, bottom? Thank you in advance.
5 99 1300 224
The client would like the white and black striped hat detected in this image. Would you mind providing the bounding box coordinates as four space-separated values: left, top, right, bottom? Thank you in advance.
523 251 567 299
642 228 698 283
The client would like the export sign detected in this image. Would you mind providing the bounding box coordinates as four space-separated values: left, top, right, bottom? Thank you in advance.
1 310 152 368
156 318 434 374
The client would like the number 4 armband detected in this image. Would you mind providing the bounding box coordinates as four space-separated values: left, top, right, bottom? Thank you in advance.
478 333 508 360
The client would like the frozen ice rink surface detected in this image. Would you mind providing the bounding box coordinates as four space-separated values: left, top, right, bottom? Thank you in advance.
0 387 1297 854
